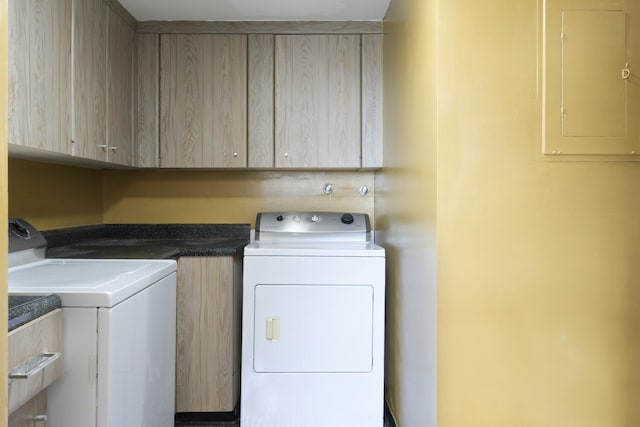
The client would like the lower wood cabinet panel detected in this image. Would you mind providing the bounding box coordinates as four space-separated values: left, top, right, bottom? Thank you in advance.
8 309 62 415
176 256 242 412
8 391 46 427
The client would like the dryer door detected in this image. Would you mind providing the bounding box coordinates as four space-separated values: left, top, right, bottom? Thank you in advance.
253 284 373 373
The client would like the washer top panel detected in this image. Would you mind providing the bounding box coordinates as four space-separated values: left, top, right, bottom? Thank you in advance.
9 258 176 308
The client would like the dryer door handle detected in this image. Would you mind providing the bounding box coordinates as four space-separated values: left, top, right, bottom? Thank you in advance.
266 317 280 340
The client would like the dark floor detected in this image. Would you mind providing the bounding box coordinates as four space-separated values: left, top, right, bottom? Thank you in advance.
174 406 397 427
176 419 394 427
176 422 238 427
175 412 239 426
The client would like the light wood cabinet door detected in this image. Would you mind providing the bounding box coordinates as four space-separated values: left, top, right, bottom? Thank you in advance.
136 33 160 167
8 0 72 154
361 34 383 168
248 34 275 168
8 310 62 415
275 34 361 168
175 257 242 412
8 391 46 427
106 6 135 166
72 0 107 161
160 34 247 168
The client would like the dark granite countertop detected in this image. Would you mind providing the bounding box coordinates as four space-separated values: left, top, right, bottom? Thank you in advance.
43 224 250 260
9 295 62 332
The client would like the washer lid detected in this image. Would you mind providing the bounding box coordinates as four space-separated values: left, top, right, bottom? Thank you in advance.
8 258 176 308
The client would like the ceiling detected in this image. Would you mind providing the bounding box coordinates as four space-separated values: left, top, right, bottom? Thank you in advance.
118 0 391 22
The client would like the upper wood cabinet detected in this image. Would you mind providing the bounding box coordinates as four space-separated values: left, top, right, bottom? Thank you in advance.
8 0 72 154
8 0 136 166
159 34 248 168
361 34 383 168
72 0 107 162
247 34 274 168
274 34 361 168
136 33 160 167
106 6 135 166
9 11 382 169
248 33 383 169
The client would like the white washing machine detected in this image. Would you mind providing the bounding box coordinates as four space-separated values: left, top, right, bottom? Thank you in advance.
241 212 385 427
7 219 177 427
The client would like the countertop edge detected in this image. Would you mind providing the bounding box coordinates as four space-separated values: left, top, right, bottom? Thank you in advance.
8 294 62 332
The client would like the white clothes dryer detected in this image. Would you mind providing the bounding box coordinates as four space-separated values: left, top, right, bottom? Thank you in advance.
241 212 385 427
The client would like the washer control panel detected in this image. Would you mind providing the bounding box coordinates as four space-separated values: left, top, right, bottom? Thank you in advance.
8 218 47 253
255 212 370 236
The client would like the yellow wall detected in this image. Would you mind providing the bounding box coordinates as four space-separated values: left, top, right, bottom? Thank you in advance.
376 0 438 425
438 1 640 425
8 159 103 230
6 160 373 229
380 0 640 426
103 170 374 226
0 0 8 422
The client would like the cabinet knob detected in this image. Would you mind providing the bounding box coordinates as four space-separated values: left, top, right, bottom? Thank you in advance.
233 152 238 157
284 152 289 158
32 415 47 422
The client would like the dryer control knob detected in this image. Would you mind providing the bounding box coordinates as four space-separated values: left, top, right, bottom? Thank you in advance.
293 215 302 222
341 213 354 224
311 215 320 222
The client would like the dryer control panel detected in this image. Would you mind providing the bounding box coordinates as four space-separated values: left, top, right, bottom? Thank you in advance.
255 212 370 238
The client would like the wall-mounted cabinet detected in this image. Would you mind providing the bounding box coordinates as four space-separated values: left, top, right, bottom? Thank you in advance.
248 33 383 169
136 33 160 167
8 0 136 166
247 34 274 168
71 0 108 162
140 24 383 170
543 0 639 158
8 0 72 155
8 13 383 170
274 34 361 168
159 34 248 168
106 6 135 166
